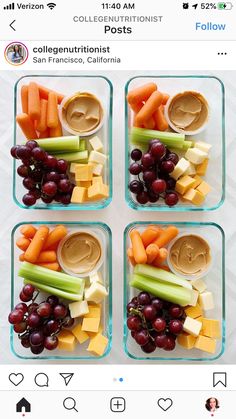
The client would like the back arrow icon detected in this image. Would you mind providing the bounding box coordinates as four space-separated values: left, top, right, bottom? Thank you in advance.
9 20 16 31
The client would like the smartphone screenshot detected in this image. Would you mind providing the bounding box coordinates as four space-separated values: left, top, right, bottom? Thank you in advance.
0 0 235 417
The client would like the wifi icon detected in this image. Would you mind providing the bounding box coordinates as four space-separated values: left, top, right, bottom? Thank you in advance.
47 2 56 10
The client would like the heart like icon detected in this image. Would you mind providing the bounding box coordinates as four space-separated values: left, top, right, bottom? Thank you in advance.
9 373 24 387
157 398 173 412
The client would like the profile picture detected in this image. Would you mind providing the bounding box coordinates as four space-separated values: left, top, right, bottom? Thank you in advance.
205 398 220 415
4 42 28 66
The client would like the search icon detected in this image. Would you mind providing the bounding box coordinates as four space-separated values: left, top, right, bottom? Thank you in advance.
63 397 78 413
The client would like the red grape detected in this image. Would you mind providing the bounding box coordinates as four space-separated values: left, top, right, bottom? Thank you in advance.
151 298 164 311
53 304 67 319
137 292 151 306
141 153 155 168
44 335 58 350
28 303 39 314
37 302 52 318
14 321 27 333
42 181 57 197
31 345 44 355
136 191 149 204
15 303 28 314
46 171 60 183
31 147 47 162
16 145 32 160
129 180 143 194
62 316 75 328
127 302 136 313
60 193 71 205
46 155 58 169
152 179 166 194
31 188 41 199
43 319 60 336
46 295 59 306
164 335 176 351
152 317 166 332
135 329 149 346
168 304 183 319
57 159 68 173
143 305 157 321
21 334 31 348
30 330 44 346
19 291 32 302
160 160 175 174
141 340 156 353
143 170 156 183
17 165 30 178
26 140 38 150
31 168 43 182
166 178 176 190
147 190 159 203
165 192 179 207
11 145 20 159
8 309 24 324
58 179 71 193
150 142 166 159
169 319 183 335
127 315 142 331
22 193 36 206
41 195 54 204
155 333 168 348
23 177 36 190
23 284 35 297
131 149 142 161
27 312 41 328
167 152 179 165
129 163 142 175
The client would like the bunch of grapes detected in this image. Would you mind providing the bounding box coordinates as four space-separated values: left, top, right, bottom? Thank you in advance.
11 141 75 207
129 139 179 207
127 292 185 353
8 284 74 355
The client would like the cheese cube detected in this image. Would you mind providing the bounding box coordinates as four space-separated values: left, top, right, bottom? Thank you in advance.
85 282 108 304
201 318 221 339
185 148 208 165
87 182 109 200
89 136 103 152
84 304 101 319
196 181 211 196
89 150 107 165
191 175 203 189
92 176 103 185
89 271 103 284
170 158 190 180
194 335 216 354
185 304 203 319
183 188 205 205
76 180 92 188
58 330 76 352
191 278 207 293
71 186 87 203
75 164 93 181
183 316 202 337
177 332 197 349
92 163 103 176
69 300 89 319
196 316 203 323
189 290 199 307
72 323 89 344
198 291 214 311
195 141 212 154
87 333 108 356
82 317 100 333
185 162 196 176
87 324 103 338
175 175 196 195
70 163 80 174
196 158 209 176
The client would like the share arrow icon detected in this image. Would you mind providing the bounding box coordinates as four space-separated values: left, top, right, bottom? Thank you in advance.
59 373 74 386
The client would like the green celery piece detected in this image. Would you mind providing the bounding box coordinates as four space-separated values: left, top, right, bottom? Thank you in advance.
134 264 192 290
23 279 83 301
36 136 80 152
79 139 87 151
18 262 84 294
52 150 88 162
130 274 193 306
181 141 193 151
130 127 185 149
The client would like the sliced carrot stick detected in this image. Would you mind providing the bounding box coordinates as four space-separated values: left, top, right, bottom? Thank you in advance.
127 247 136 266
127 83 157 105
28 82 41 121
38 84 64 104
146 244 159 265
16 113 38 139
47 92 59 128
49 119 63 137
21 85 28 114
133 114 144 128
43 225 68 250
162 93 170 105
153 226 179 248
130 229 147 264
129 102 143 114
20 224 37 239
35 99 48 132
24 226 49 263
37 262 60 271
153 248 168 266
16 237 31 251
19 253 25 262
135 91 164 126
153 105 169 131
141 226 162 248
36 250 57 263
38 128 50 139
143 116 156 130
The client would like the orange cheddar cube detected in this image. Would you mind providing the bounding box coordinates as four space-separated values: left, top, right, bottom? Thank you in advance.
81 317 100 333
75 164 93 181
87 333 109 356
201 318 221 339
196 158 209 176
58 330 76 352
87 182 109 200
177 332 197 349
71 186 87 203
72 323 90 344
194 335 216 354
183 188 205 205
184 304 203 319
175 175 196 195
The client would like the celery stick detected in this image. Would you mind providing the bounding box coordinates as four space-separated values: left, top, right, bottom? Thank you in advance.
23 279 83 301
130 127 185 149
79 139 87 151
130 274 193 306
18 262 85 294
36 136 80 152
181 141 193 151
52 150 88 162
134 264 192 290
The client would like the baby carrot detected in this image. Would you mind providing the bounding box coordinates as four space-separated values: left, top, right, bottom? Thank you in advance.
153 226 179 248
24 226 49 263
130 229 147 264
21 85 28 114
162 93 170 105
16 113 38 139
135 91 164 126
50 119 63 137
20 224 37 239
38 128 50 139
153 105 169 131
146 243 159 265
38 84 64 104
16 237 31 251
47 92 59 128
153 248 168 266
35 99 48 132
127 83 157 105
155 264 170 272
43 225 68 250
143 116 156 130
37 250 57 263
28 82 41 121
37 262 60 271
133 115 144 128
141 226 162 248
19 253 25 262
129 102 143 114
127 247 136 266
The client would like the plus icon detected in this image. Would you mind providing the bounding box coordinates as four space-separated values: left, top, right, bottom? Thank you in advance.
110 397 126 412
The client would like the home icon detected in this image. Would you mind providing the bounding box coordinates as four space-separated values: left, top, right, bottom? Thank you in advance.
16 398 31 413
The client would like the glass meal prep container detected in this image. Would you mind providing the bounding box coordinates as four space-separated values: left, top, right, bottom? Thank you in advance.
125 76 225 211
124 222 225 361
13 75 113 210
11 221 112 360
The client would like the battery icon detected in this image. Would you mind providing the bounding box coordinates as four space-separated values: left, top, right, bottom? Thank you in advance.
217 2 233 9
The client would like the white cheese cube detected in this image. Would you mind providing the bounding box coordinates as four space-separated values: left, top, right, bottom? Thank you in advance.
89 150 107 165
191 278 207 294
195 141 212 154
183 316 202 337
189 290 199 306
198 291 214 311
185 148 208 165
69 300 89 319
89 136 103 152
170 158 190 180
85 282 108 304
70 163 79 174
185 162 196 176
92 163 103 176
89 271 103 284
